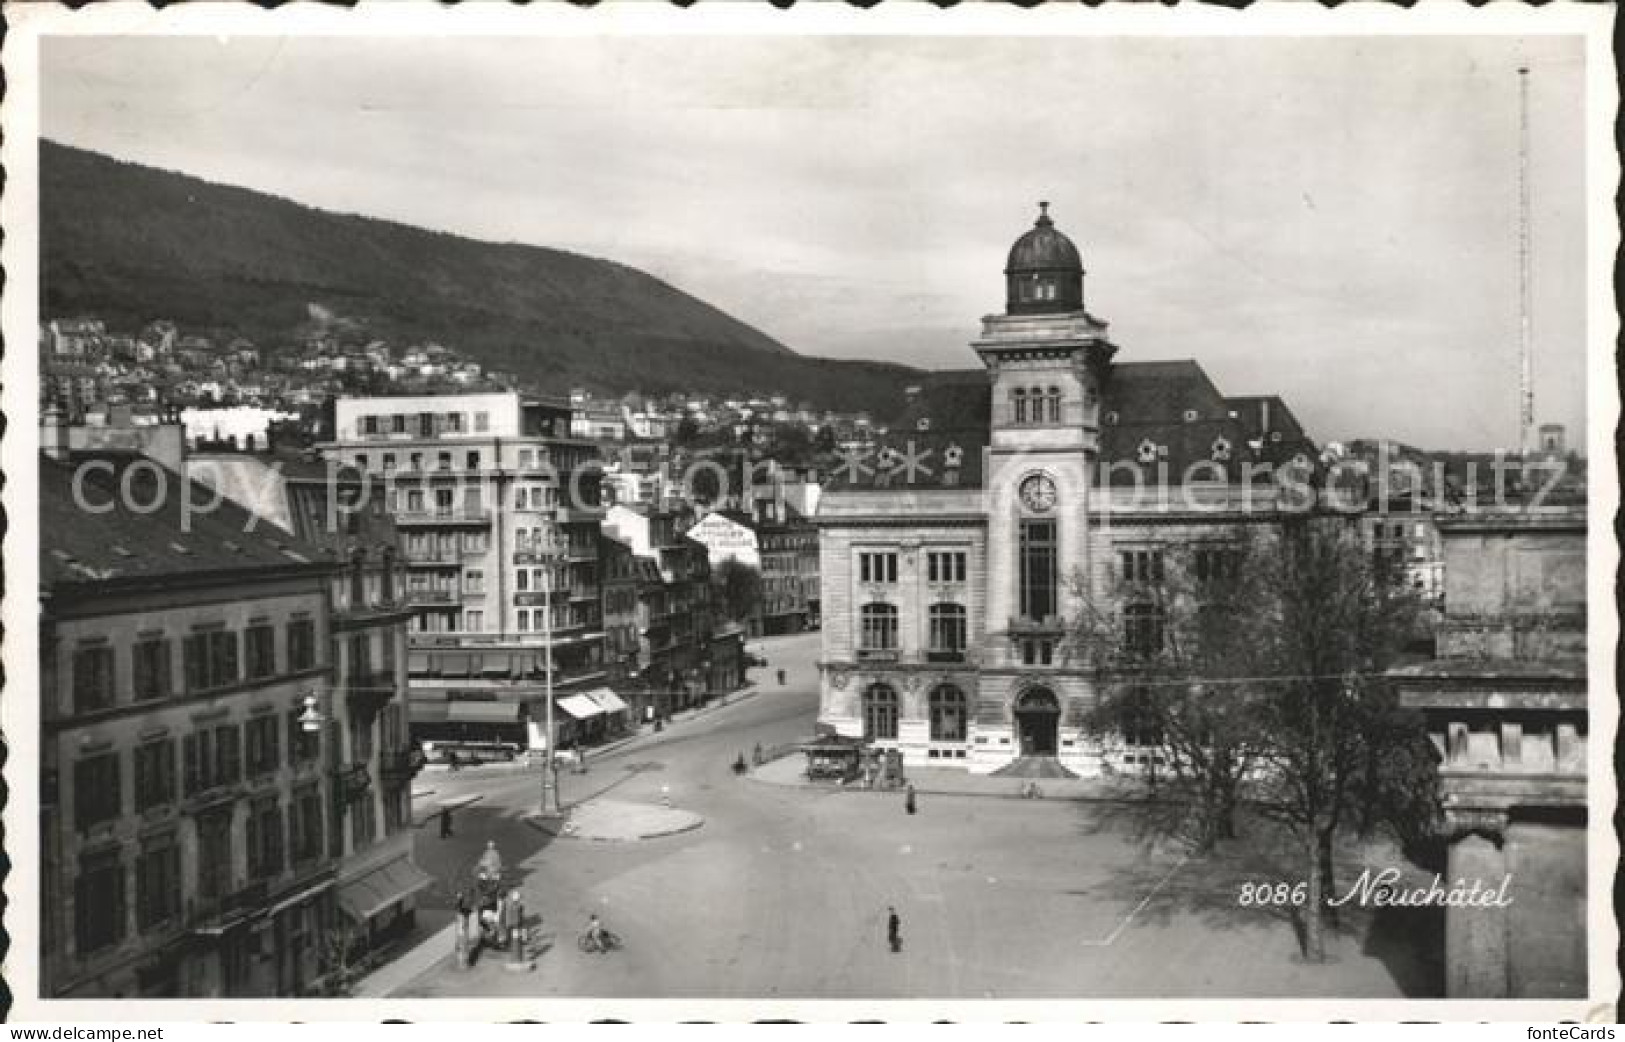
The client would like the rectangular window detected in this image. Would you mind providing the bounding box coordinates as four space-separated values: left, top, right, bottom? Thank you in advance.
361 415 379 436
287 619 316 672
135 839 180 932
246 715 281 778
392 414 407 435
437 452 453 472
196 809 232 901
382 453 396 472
1193 546 1238 585
245 624 276 680
1124 602 1167 659
1019 520 1058 620
131 638 171 703
858 552 898 584
466 451 481 470
927 551 967 583
446 412 464 433
1121 548 1166 584
72 645 116 714
246 797 283 880
214 723 242 786
133 739 176 813
186 631 241 692
516 569 530 592
355 453 369 471
75 849 125 954
475 411 490 433
74 753 122 830
350 713 375 762
516 609 531 632
290 785 323 863
465 609 484 632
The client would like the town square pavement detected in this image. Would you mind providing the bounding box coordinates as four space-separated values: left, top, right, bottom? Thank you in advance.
379 632 1432 1000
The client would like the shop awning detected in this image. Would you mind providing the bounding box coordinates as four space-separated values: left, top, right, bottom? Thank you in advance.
337 858 435 922
586 687 630 714
557 694 604 720
267 878 334 916
446 700 519 724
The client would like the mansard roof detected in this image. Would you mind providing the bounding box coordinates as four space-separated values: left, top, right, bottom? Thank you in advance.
825 360 1317 493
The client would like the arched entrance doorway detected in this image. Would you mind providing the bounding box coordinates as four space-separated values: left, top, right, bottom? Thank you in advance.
1014 687 1060 756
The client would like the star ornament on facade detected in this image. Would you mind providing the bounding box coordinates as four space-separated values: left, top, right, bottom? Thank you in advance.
894 440 935 484
832 444 875 484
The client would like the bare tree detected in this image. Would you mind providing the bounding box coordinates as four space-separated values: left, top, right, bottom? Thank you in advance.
1069 526 1271 852
1245 515 1430 962
1070 516 1434 962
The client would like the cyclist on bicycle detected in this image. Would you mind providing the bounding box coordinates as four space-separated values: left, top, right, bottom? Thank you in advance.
585 913 607 953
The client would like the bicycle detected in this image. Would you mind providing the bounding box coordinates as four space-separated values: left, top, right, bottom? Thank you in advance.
577 929 623 954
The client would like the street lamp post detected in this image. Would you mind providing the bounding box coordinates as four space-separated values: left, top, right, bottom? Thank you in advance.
540 522 561 816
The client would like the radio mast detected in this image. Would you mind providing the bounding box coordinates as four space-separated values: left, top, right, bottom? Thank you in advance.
1517 65 1534 456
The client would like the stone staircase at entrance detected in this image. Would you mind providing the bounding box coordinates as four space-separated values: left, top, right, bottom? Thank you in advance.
990 756 1077 780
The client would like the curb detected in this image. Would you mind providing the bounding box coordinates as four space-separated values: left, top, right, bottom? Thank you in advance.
522 810 705 842
743 768 1155 805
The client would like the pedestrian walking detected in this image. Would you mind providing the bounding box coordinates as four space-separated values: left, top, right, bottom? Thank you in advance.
456 889 472 930
439 806 454 838
904 784 917 816
887 906 902 954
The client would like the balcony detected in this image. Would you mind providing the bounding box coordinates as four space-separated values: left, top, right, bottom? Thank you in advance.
404 556 461 568
925 649 967 664
556 505 604 524
396 508 490 525
406 588 457 604
565 544 599 562
1007 614 1066 636
513 590 568 607
856 647 900 663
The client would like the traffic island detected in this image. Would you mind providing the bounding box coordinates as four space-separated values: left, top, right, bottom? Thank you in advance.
525 798 704 842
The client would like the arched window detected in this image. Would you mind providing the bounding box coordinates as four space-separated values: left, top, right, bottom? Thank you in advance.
863 683 900 741
1047 386 1062 423
929 684 967 742
927 603 968 661
859 603 898 654
1012 388 1027 425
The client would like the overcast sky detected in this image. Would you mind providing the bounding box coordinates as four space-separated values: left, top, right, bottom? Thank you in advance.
41 32 1591 450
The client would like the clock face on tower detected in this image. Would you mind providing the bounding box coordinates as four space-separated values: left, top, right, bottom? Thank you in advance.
1019 474 1057 512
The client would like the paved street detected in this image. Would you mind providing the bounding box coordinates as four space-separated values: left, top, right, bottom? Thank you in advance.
393 632 1423 999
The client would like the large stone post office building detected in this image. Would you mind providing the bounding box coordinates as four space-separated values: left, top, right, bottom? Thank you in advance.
815 206 1317 776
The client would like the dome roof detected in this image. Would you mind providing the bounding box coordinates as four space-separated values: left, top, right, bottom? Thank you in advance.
1004 202 1083 275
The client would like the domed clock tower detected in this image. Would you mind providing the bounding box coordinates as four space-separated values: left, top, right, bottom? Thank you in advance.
971 203 1117 774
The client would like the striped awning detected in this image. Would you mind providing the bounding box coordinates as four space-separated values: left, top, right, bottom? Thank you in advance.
557 694 604 720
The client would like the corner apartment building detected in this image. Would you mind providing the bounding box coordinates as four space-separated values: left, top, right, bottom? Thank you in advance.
324 392 609 742
40 448 345 998
187 450 431 964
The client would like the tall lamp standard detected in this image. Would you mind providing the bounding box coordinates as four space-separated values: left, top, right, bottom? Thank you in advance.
539 519 562 816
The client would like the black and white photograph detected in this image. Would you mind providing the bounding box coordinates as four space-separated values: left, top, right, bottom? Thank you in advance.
1 1 1616 1023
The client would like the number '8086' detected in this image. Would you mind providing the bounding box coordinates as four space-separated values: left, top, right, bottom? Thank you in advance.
1237 881 1308 906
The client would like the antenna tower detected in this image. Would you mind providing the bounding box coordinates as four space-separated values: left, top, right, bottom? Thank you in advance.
1517 65 1534 456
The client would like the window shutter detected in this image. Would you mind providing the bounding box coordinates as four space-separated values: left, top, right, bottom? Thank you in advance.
183 734 199 794
246 811 260 877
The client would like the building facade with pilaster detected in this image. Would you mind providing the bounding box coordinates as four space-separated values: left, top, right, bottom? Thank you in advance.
816 207 1316 777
